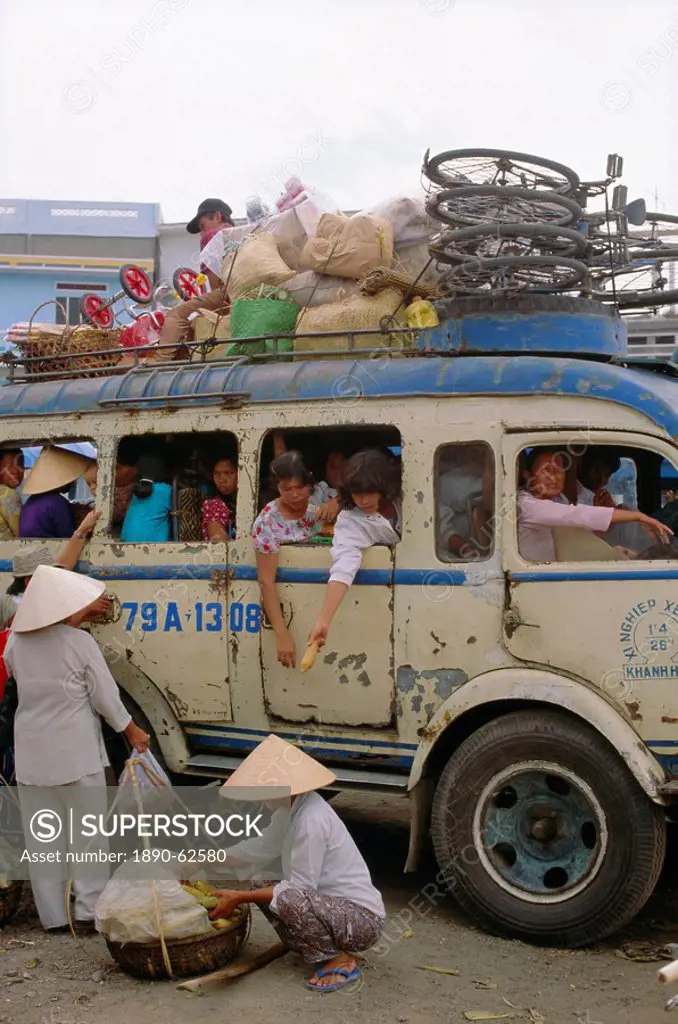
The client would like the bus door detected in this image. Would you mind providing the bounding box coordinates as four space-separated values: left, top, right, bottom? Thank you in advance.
88 434 233 723
501 431 678 751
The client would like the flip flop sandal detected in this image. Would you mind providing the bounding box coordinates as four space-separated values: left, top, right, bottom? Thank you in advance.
305 966 362 993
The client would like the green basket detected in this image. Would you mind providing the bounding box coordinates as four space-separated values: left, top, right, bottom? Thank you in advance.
229 295 299 357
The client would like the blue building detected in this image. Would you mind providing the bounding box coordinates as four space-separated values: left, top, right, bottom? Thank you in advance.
0 198 159 350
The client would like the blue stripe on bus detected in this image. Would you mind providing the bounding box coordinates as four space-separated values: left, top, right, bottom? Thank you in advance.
0 561 467 586
186 723 417 751
511 569 678 582
185 730 414 768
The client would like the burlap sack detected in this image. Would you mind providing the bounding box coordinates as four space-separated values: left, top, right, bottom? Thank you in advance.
192 311 231 341
285 270 360 308
294 287 409 355
301 214 395 279
221 233 294 300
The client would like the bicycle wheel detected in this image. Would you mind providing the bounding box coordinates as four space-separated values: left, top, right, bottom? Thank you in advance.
593 286 678 309
427 185 582 228
423 148 580 195
437 256 588 295
430 224 588 262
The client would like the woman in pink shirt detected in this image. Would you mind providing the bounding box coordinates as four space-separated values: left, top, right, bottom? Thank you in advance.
518 449 673 562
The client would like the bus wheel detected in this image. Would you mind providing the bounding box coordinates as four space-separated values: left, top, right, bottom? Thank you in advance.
430 709 666 947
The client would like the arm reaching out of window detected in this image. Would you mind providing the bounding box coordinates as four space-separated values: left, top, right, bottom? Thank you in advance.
256 551 296 668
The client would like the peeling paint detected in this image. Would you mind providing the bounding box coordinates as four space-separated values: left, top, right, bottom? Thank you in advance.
397 666 468 699
424 702 435 721
411 694 423 713
357 671 372 688
337 652 367 671
661 715 678 724
467 635 477 644
415 490 424 505
323 652 338 665
339 673 349 685
164 687 190 718
625 700 642 722
430 631 447 649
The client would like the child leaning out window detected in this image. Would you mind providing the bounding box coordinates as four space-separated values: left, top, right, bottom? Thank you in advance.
308 449 401 650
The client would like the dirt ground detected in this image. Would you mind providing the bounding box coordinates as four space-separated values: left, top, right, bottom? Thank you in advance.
2 791 677 1024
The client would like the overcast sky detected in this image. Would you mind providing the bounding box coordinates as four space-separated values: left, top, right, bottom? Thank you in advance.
0 0 676 224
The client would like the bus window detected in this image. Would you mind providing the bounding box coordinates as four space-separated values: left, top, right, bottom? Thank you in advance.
435 443 495 563
257 426 402 527
114 432 238 542
517 444 678 563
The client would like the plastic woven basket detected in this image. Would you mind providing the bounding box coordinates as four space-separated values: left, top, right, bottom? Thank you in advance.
105 904 250 980
0 882 23 928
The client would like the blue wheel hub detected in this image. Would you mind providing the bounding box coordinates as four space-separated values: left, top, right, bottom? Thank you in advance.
474 763 606 900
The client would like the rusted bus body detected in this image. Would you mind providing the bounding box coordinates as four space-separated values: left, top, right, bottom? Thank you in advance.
2 342 678 946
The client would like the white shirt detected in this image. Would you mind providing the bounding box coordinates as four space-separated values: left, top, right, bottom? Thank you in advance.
4 624 131 786
518 491 614 563
310 481 337 506
227 792 385 918
329 505 401 587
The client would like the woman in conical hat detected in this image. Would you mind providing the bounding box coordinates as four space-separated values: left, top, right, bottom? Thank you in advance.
4 565 150 933
208 734 385 993
19 446 93 540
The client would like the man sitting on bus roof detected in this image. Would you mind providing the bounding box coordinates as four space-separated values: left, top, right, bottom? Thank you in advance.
156 198 234 359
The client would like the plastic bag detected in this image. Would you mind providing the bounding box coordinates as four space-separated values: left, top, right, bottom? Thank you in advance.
200 223 256 277
117 749 173 812
95 858 213 944
365 195 434 245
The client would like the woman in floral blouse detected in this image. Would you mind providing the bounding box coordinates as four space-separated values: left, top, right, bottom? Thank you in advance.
202 456 238 541
253 452 326 668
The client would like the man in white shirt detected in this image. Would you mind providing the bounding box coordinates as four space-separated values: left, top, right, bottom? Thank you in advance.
207 735 385 993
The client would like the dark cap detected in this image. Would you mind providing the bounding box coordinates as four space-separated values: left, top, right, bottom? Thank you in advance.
186 198 233 234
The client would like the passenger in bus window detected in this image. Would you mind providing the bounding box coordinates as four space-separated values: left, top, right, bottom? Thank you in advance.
0 449 25 540
202 455 238 541
7 510 111 619
437 445 493 559
19 447 91 540
519 449 673 563
308 450 401 650
120 455 172 543
576 448 648 553
272 431 343 522
253 452 322 668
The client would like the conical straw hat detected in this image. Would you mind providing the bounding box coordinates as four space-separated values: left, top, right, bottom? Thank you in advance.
11 564 105 633
220 734 337 798
22 446 92 496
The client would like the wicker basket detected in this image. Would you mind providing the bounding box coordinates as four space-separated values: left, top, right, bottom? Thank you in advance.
0 882 23 928
16 301 123 379
105 904 250 980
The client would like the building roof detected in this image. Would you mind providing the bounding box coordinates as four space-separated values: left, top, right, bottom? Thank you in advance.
0 355 677 438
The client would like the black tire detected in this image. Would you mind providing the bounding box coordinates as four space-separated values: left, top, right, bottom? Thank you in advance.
427 185 582 228
430 710 666 947
435 255 588 293
423 148 580 195
435 294 616 318
431 223 588 260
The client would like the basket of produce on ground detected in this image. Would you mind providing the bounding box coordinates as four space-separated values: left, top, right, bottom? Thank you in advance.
0 881 23 928
98 874 250 980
